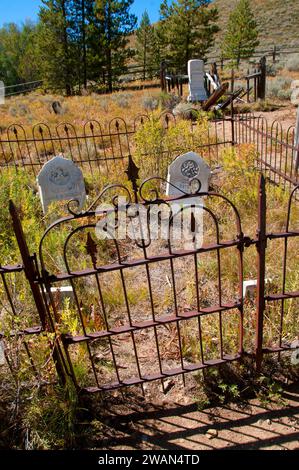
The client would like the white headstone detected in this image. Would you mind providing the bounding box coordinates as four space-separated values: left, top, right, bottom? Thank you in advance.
166 151 211 200
37 156 86 213
187 59 208 102
166 152 211 249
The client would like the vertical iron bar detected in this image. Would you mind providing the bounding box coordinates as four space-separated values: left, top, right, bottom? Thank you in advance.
8 201 67 385
255 175 267 372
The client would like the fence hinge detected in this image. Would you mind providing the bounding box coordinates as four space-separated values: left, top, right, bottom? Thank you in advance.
237 235 256 251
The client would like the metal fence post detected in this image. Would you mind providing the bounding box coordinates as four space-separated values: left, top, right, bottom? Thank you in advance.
254 69 257 101
255 175 267 372
246 69 250 102
9 200 67 384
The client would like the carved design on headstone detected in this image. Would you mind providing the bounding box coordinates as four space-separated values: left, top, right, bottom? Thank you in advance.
37 156 86 213
181 160 199 178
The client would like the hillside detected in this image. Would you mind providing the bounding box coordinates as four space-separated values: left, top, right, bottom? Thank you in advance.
210 0 299 58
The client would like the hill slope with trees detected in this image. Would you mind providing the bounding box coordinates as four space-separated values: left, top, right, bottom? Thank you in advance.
210 0 299 58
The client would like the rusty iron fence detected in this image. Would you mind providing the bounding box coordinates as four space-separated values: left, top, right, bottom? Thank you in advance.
0 113 233 181
1 161 297 394
235 112 299 191
0 112 298 190
0 112 298 394
4 164 247 392
35 167 247 393
0 211 67 388
255 178 299 370
0 260 55 388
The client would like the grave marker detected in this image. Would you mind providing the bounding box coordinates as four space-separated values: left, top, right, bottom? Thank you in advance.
187 59 208 102
37 156 86 213
166 151 211 199
166 152 211 249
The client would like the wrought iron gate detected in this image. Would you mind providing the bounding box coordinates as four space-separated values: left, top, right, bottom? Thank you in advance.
8 162 299 394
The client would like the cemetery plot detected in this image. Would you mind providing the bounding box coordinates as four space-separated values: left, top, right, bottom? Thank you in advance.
35 168 246 395
0 111 298 401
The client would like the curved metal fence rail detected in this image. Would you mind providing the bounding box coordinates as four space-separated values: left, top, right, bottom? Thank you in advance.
0 115 298 394
0 114 233 179
234 112 299 191
1 113 298 191
0 260 47 385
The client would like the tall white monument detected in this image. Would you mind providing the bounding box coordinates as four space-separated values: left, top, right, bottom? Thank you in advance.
187 60 208 102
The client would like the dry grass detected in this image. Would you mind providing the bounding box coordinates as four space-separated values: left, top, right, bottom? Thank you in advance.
0 87 163 135
37 144 297 393
0 128 298 449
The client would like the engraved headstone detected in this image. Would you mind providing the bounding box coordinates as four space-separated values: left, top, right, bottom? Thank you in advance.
37 156 86 213
166 151 211 200
187 59 208 102
166 152 211 249
291 340 299 366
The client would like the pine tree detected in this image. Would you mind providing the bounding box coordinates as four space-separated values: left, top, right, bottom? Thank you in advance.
222 0 259 67
82 1 106 85
95 0 137 92
157 0 219 71
37 0 75 95
68 0 96 90
135 11 156 80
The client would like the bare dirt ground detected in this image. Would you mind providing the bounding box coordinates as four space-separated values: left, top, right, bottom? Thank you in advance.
87 380 299 451
257 104 297 132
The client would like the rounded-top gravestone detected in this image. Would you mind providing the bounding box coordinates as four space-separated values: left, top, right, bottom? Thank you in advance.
37 156 86 213
166 151 211 198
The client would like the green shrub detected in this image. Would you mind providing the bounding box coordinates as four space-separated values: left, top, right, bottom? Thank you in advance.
286 56 299 72
0 168 42 261
221 144 259 209
111 93 132 108
267 76 292 100
158 92 181 110
134 111 210 178
277 88 292 100
142 94 159 111
173 102 199 120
